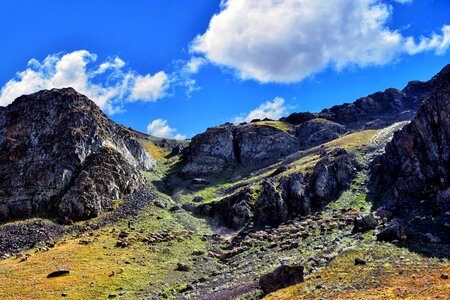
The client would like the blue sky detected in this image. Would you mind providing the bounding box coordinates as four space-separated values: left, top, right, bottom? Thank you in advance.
0 0 449 139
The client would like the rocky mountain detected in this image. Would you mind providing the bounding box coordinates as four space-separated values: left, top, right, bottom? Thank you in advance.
181 72 438 179
0 65 449 300
0 88 155 222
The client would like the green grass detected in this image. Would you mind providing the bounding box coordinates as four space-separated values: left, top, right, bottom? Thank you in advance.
252 121 292 133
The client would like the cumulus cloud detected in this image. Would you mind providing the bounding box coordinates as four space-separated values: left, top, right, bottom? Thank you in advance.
192 0 450 83
233 97 288 123
146 119 186 140
130 72 169 101
0 50 169 112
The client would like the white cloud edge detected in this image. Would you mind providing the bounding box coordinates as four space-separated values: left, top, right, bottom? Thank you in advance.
146 118 187 140
232 97 288 123
0 50 170 113
191 0 450 84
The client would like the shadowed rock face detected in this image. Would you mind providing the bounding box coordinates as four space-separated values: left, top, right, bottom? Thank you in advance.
371 65 450 214
0 88 155 222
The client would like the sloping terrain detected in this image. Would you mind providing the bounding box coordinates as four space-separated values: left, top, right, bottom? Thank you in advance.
0 65 449 300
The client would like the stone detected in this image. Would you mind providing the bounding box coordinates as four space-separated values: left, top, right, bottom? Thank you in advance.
192 196 204 203
254 181 289 227
353 214 378 233
176 262 190 272
259 264 304 294
424 233 441 243
377 218 405 242
47 269 70 278
441 273 449 279
354 258 366 265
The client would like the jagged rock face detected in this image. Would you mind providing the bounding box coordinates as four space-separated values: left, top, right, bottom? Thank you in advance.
259 264 304 294
371 65 450 213
0 88 155 221
309 148 361 206
181 123 299 177
180 125 236 178
254 181 289 226
181 71 435 178
237 124 299 169
194 148 360 229
319 80 434 130
279 172 311 216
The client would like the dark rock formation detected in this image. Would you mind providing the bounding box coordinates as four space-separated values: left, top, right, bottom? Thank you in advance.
319 76 435 130
237 124 299 169
0 88 155 222
259 264 304 294
180 123 299 177
371 64 450 214
254 181 289 226
47 269 70 278
282 112 315 125
295 119 347 149
194 148 360 229
377 218 405 242
309 148 361 206
180 125 236 178
353 213 378 233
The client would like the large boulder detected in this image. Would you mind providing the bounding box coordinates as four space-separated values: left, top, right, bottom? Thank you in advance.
0 88 155 222
279 172 311 216
259 264 304 294
180 125 236 178
377 218 405 242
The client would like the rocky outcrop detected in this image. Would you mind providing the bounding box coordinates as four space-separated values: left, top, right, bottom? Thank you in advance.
259 264 304 294
194 149 360 229
319 78 435 130
180 67 439 179
0 88 155 222
181 122 300 177
237 124 299 169
371 64 450 214
180 125 236 178
254 181 289 227
309 148 361 206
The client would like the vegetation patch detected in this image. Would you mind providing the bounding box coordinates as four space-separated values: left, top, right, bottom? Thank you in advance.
253 121 292 133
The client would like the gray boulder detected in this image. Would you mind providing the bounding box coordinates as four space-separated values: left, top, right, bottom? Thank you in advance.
259 264 304 294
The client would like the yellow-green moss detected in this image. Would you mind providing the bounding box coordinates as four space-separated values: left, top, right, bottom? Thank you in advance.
252 121 291 133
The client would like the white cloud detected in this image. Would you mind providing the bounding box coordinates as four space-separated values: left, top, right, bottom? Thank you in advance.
192 0 450 83
233 97 288 123
405 25 450 55
130 71 169 102
393 0 412 4
0 50 169 112
146 119 186 140
185 57 208 74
